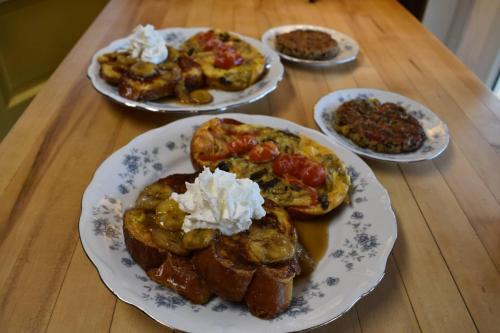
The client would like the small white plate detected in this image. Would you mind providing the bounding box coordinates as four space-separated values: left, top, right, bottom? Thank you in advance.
88 27 284 113
314 88 450 162
79 114 397 332
261 24 359 67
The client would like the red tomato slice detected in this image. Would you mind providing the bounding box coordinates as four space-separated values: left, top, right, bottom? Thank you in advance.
197 31 216 45
228 134 257 154
300 163 327 187
248 142 280 163
273 154 295 176
273 153 327 187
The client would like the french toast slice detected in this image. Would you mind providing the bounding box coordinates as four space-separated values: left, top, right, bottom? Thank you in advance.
244 262 297 318
123 173 198 270
123 209 168 270
147 252 212 304
192 200 299 314
97 51 137 86
193 236 256 302
118 62 182 101
123 172 314 318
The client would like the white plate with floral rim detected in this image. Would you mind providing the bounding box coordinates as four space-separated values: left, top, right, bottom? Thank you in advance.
87 28 284 113
261 25 359 67
79 113 397 333
314 88 450 163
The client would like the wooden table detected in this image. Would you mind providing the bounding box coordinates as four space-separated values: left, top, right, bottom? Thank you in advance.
1 0 499 332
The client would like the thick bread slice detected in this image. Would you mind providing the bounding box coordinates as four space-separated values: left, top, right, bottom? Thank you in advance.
244 263 296 318
147 252 212 304
123 209 167 270
123 173 198 269
118 67 181 101
193 237 256 302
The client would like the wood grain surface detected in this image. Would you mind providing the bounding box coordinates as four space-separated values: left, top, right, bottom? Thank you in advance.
0 0 499 332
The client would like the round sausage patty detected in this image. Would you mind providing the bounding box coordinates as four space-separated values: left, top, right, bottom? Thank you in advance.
275 30 339 60
334 99 426 153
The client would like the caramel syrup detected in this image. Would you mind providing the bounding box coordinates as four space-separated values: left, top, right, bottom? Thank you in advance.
294 218 330 263
293 206 348 263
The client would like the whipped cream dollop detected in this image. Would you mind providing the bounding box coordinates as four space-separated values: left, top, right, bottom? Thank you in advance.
170 168 266 236
128 24 168 64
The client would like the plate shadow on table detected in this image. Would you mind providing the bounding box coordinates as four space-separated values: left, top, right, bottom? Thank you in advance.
281 57 359 74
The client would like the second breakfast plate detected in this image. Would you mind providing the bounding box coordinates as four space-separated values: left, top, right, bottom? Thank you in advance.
80 114 397 332
88 27 284 113
314 88 450 163
261 24 359 67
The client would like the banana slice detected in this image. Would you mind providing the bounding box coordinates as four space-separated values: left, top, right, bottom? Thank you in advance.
151 229 189 256
124 209 156 243
99 63 123 86
261 201 298 243
129 61 158 78
156 199 185 231
189 90 213 104
182 229 216 250
98 51 137 86
246 227 295 264
136 182 173 210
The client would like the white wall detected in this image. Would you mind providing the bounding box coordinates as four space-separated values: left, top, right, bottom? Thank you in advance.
422 0 500 88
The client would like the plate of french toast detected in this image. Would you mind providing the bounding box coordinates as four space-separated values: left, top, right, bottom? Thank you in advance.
87 25 283 112
79 114 397 332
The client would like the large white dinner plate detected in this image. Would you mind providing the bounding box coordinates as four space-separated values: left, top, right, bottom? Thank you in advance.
261 25 359 67
314 88 450 163
87 28 284 113
79 113 397 333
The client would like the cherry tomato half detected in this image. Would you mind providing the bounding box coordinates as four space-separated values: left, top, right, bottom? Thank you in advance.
197 31 216 45
248 141 280 163
228 134 257 154
299 163 327 187
272 154 295 176
272 153 327 187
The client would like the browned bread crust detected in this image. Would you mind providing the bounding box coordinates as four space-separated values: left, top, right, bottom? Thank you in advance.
118 65 181 101
193 239 256 302
147 252 212 304
276 29 339 60
244 263 296 318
